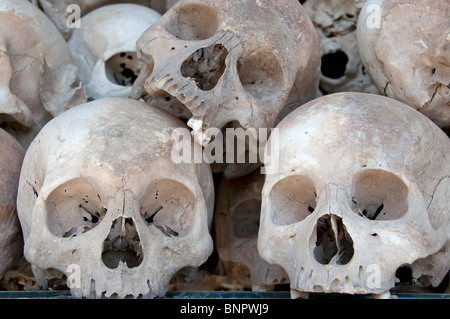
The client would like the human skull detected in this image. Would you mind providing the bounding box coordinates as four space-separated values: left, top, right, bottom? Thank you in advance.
35 0 178 39
0 256 36 291
357 0 450 133
132 0 320 177
258 92 450 297
215 170 289 291
68 4 161 100
17 98 214 298
0 129 24 279
302 0 379 94
0 0 86 148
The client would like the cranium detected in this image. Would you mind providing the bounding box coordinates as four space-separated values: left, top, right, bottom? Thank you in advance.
215 170 289 291
35 0 178 39
258 92 450 298
357 0 450 133
67 4 161 100
132 0 320 178
0 0 86 148
0 129 24 279
17 97 214 298
302 0 379 94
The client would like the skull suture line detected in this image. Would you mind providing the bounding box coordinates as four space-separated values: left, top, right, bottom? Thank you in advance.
17 98 214 298
132 0 321 178
258 92 450 297
67 4 161 100
0 0 86 148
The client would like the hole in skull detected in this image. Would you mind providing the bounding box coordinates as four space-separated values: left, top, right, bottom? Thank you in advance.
362 203 384 220
102 217 143 269
320 51 348 79
312 215 354 265
181 44 228 91
237 49 285 102
143 206 179 237
165 4 219 40
231 199 261 239
105 52 142 86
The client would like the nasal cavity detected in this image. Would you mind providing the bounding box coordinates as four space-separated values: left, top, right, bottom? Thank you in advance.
312 214 354 265
181 44 228 91
102 217 143 269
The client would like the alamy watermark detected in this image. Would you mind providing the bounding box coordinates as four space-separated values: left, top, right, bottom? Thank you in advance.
66 4 81 29
365 3 381 29
170 126 280 175
64 3 382 30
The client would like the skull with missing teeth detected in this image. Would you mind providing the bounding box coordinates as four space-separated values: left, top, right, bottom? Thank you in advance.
132 0 320 178
258 92 450 297
17 98 214 298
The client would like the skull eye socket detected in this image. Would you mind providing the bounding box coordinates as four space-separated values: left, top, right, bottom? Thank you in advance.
230 199 261 239
269 175 317 226
45 179 105 238
165 4 219 40
105 51 142 86
237 49 285 103
352 170 409 220
141 180 196 237
320 50 349 80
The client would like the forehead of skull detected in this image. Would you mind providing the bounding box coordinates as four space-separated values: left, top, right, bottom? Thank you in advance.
81 4 161 57
379 1 448 59
35 98 183 179
273 93 432 179
163 0 310 43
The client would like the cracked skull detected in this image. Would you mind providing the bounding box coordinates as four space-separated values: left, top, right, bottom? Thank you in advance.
67 4 161 100
214 171 289 291
302 0 379 94
258 92 450 295
357 0 450 132
0 129 24 279
132 0 320 178
16 98 214 298
0 0 86 148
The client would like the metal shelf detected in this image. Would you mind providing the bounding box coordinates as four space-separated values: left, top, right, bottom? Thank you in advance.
0 290 448 299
